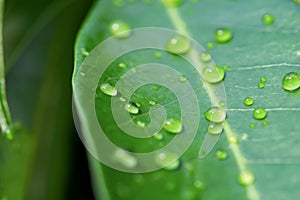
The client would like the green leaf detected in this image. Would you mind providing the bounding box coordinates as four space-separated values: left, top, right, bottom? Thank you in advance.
74 0 300 200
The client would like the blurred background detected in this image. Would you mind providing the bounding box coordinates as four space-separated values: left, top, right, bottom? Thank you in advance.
1 0 96 199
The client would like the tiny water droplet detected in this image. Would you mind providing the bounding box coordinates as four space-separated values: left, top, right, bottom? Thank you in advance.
228 136 239 144
154 51 162 58
207 42 215 49
114 149 137 169
153 132 164 140
249 123 256 129
151 85 161 90
155 152 180 170
215 28 232 43
110 21 131 39
162 0 184 7
166 34 191 54
125 103 139 114
207 123 223 135
193 180 205 190
203 65 225 83
179 75 187 82
205 107 226 123
262 14 275 25
238 171 255 186
199 52 211 63
253 108 267 120
100 83 117 96
244 97 254 106
135 102 141 107
216 149 228 160
258 82 265 89
282 72 300 91
163 118 182 134
263 121 269 126
149 100 156 106
260 77 267 83
137 121 146 127
223 65 229 71
118 62 127 68
81 48 89 56
119 97 126 102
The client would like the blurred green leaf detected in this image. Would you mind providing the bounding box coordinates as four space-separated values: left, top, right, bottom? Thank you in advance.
74 0 300 200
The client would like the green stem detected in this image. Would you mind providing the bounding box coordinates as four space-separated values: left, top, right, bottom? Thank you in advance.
0 0 13 139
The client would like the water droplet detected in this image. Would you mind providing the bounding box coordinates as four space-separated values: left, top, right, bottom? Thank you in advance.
263 121 269 126
260 77 267 83
114 149 137 169
253 108 267 120
282 72 300 91
179 75 187 82
110 21 131 39
249 123 256 129
207 42 215 49
149 100 156 106
155 152 180 170
203 65 225 83
135 102 141 107
163 118 182 134
100 83 117 96
80 48 89 56
207 123 223 135
118 62 127 68
151 85 161 90
238 171 255 186
193 180 205 190
258 82 265 89
162 0 184 7
228 136 239 144
215 28 233 43
154 51 162 58
223 65 229 71
199 52 211 63
244 97 254 106
153 132 164 140
166 34 191 54
262 14 275 25
137 121 146 127
205 107 226 123
119 97 126 102
216 149 228 160
125 103 139 114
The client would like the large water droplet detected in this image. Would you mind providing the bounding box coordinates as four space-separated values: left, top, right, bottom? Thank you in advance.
244 97 254 106
163 118 182 134
262 14 275 25
110 21 131 39
282 72 300 91
253 108 267 120
166 34 191 54
203 65 225 83
216 149 228 160
100 83 117 96
215 28 233 43
155 152 180 170
238 171 255 186
205 107 226 123
207 123 223 135
162 0 184 7
125 103 139 114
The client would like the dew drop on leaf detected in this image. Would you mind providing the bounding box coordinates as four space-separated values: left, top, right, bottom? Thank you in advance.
282 72 300 91
238 171 255 186
216 149 228 160
205 107 226 123
110 21 131 39
125 103 139 114
118 62 127 68
166 34 191 54
215 28 233 43
199 52 212 63
228 136 239 144
163 118 182 134
179 75 187 82
262 13 275 25
207 123 223 135
203 65 225 83
100 83 117 96
243 97 254 106
153 132 164 140
258 82 265 89
253 108 267 120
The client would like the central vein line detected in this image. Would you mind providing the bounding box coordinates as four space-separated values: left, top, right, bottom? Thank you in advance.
162 2 260 200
